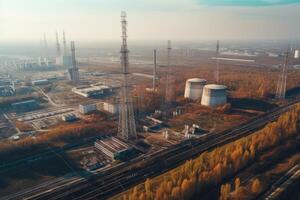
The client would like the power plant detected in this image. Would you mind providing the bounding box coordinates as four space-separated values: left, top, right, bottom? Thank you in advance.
118 11 137 140
184 78 207 100
201 84 227 107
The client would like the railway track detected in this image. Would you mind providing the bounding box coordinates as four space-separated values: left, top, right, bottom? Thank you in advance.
6 99 300 200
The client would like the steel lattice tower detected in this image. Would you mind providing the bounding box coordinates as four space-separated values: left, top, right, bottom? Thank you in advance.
215 40 220 83
153 49 157 90
70 41 80 84
55 31 61 58
165 40 173 104
118 11 137 140
276 46 289 99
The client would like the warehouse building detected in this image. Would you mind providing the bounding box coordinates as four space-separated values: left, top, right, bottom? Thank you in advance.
32 79 49 86
94 137 135 160
11 100 39 112
79 103 97 115
72 85 113 98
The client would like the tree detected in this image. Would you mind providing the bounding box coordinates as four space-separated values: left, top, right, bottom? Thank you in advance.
251 178 262 194
234 178 241 192
145 179 153 200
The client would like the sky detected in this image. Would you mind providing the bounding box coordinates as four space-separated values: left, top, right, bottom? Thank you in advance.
0 0 300 43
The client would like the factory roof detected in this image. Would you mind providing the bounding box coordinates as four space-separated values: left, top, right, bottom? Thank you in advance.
74 85 110 93
96 137 130 153
187 78 207 83
204 84 227 90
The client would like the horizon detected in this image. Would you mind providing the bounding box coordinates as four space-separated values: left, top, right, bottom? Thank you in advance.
0 0 300 43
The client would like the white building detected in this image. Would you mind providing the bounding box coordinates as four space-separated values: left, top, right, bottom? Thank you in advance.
79 103 97 115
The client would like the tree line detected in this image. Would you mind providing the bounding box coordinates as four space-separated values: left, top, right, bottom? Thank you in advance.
121 104 300 200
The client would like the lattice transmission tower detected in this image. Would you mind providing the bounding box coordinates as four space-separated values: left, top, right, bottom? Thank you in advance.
215 40 220 83
118 11 137 140
275 46 289 99
165 40 173 104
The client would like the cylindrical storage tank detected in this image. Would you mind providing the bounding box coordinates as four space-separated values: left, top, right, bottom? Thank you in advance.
295 50 299 59
184 78 207 100
201 84 227 107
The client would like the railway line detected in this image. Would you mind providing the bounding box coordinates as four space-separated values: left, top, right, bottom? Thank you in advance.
262 163 300 200
6 99 300 200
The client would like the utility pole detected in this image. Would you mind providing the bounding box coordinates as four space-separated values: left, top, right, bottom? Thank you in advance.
165 40 172 104
153 49 157 91
215 40 220 83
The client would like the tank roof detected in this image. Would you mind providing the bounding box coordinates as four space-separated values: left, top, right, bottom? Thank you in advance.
204 84 227 90
187 78 207 83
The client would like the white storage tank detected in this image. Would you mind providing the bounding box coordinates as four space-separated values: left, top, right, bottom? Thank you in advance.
184 78 207 100
201 84 227 107
295 50 299 59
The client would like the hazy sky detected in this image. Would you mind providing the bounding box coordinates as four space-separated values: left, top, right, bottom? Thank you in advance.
0 0 300 43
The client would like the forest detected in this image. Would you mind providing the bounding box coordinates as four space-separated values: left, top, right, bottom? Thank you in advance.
120 104 300 200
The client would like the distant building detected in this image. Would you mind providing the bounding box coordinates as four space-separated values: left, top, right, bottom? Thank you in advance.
62 113 78 122
94 137 135 160
11 100 39 112
72 85 113 98
100 102 119 115
79 103 97 115
32 79 49 86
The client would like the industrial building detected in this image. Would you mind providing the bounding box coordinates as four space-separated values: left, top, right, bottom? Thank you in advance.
72 85 113 98
94 137 135 160
184 78 207 100
62 113 78 122
0 86 15 97
201 84 227 107
32 79 49 86
11 100 39 112
79 103 97 115
99 102 119 115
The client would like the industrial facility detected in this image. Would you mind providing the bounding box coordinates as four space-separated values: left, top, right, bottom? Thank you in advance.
184 78 207 100
201 84 227 106
94 137 135 160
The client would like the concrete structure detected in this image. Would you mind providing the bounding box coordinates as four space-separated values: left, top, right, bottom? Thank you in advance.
67 41 80 84
94 137 135 160
102 102 119 115
79 103 97 115
62 113 78 122
184 78 207 100
295 50 299 59
201 84 227 107
32 79 49 86
72 85 113 98
11 100 39 112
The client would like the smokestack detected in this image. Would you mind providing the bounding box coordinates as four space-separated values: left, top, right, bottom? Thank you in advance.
63 31 67 55
55 31 61 57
